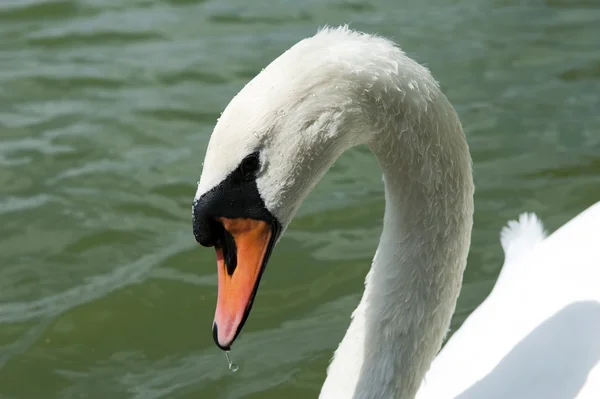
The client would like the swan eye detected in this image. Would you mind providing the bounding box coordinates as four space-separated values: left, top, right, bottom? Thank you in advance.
239 152 260 179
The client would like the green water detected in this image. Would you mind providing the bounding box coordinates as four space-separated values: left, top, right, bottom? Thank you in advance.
0 0 599 398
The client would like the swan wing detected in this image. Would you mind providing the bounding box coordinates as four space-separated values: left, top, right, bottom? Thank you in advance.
417 201 600 399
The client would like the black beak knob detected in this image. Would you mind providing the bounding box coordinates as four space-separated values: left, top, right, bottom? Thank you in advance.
192 199 221 247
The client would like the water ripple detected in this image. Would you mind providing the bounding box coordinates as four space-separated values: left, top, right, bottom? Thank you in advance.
0 231 192 325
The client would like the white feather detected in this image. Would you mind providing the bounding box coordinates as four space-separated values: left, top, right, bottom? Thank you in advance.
418 202 600 399
500 212 547 265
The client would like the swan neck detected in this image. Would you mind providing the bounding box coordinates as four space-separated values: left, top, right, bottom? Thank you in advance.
320 93 474 399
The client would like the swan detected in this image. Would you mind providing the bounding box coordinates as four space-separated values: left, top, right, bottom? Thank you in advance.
191 26 600 398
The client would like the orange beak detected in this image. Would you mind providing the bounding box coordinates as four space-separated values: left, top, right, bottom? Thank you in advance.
213 217 273 349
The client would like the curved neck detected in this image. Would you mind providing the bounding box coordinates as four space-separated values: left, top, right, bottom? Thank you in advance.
319 93 474 399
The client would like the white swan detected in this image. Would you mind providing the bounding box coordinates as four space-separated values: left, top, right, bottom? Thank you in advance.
192 26 600 399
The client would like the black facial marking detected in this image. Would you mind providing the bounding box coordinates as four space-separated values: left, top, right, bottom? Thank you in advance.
193 151 278 247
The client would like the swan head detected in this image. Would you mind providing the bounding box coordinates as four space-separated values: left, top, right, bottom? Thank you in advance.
192 26 441 350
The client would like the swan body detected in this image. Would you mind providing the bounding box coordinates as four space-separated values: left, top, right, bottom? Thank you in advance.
192 26 600 399
418 203 600 399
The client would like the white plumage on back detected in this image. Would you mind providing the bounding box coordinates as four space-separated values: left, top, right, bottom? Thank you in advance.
417 202 600 399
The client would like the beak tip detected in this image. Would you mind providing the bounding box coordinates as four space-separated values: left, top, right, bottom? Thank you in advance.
212 322 232 351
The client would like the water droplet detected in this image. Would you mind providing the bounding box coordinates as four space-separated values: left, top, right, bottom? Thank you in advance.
225 351 239 373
